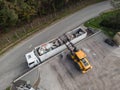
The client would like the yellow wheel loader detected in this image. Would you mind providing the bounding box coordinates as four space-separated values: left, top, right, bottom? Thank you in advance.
59 34 92 73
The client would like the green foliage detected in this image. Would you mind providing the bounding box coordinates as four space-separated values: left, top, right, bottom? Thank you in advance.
85 9 120 37
0 1 18 29
17 0 36 22
0 0 69 30
100 11 120 30
6 86 10 90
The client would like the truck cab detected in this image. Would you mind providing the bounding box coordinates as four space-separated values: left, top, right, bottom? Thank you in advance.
25 51 40 68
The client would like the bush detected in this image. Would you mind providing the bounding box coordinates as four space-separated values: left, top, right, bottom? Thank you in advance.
6 86 10 90
100 11 120 32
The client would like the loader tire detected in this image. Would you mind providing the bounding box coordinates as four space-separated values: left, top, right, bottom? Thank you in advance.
74 62 80 71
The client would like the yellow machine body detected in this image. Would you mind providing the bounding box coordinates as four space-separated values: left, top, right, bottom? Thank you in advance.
71 50 92 73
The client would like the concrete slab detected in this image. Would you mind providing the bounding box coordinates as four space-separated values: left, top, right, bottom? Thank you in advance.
15 32 120 90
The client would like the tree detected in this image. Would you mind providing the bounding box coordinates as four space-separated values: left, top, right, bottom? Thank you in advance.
100 11 120 32
14 0 36 22
0 0 85 30
0 1 18 30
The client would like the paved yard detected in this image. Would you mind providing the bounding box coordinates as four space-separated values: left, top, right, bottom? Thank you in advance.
20 32 120 90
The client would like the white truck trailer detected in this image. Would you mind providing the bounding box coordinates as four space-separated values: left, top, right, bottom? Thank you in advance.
25 26 87 68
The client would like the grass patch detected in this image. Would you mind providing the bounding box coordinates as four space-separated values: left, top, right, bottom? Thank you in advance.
0 0 106 55
84 9 120 37
6 86 10 90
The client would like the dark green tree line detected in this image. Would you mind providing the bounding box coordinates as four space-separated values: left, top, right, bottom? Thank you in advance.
0 0 83 31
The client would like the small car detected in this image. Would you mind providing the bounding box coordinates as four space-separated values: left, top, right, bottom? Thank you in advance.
104 39 115 46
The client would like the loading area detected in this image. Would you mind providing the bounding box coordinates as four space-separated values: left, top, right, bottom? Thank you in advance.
13 32 120 90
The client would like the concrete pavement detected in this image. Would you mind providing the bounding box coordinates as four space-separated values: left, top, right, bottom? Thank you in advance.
17 32 120 90
0 1 113 89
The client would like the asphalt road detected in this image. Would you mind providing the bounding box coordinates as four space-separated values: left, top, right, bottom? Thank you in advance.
0 1 112 89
